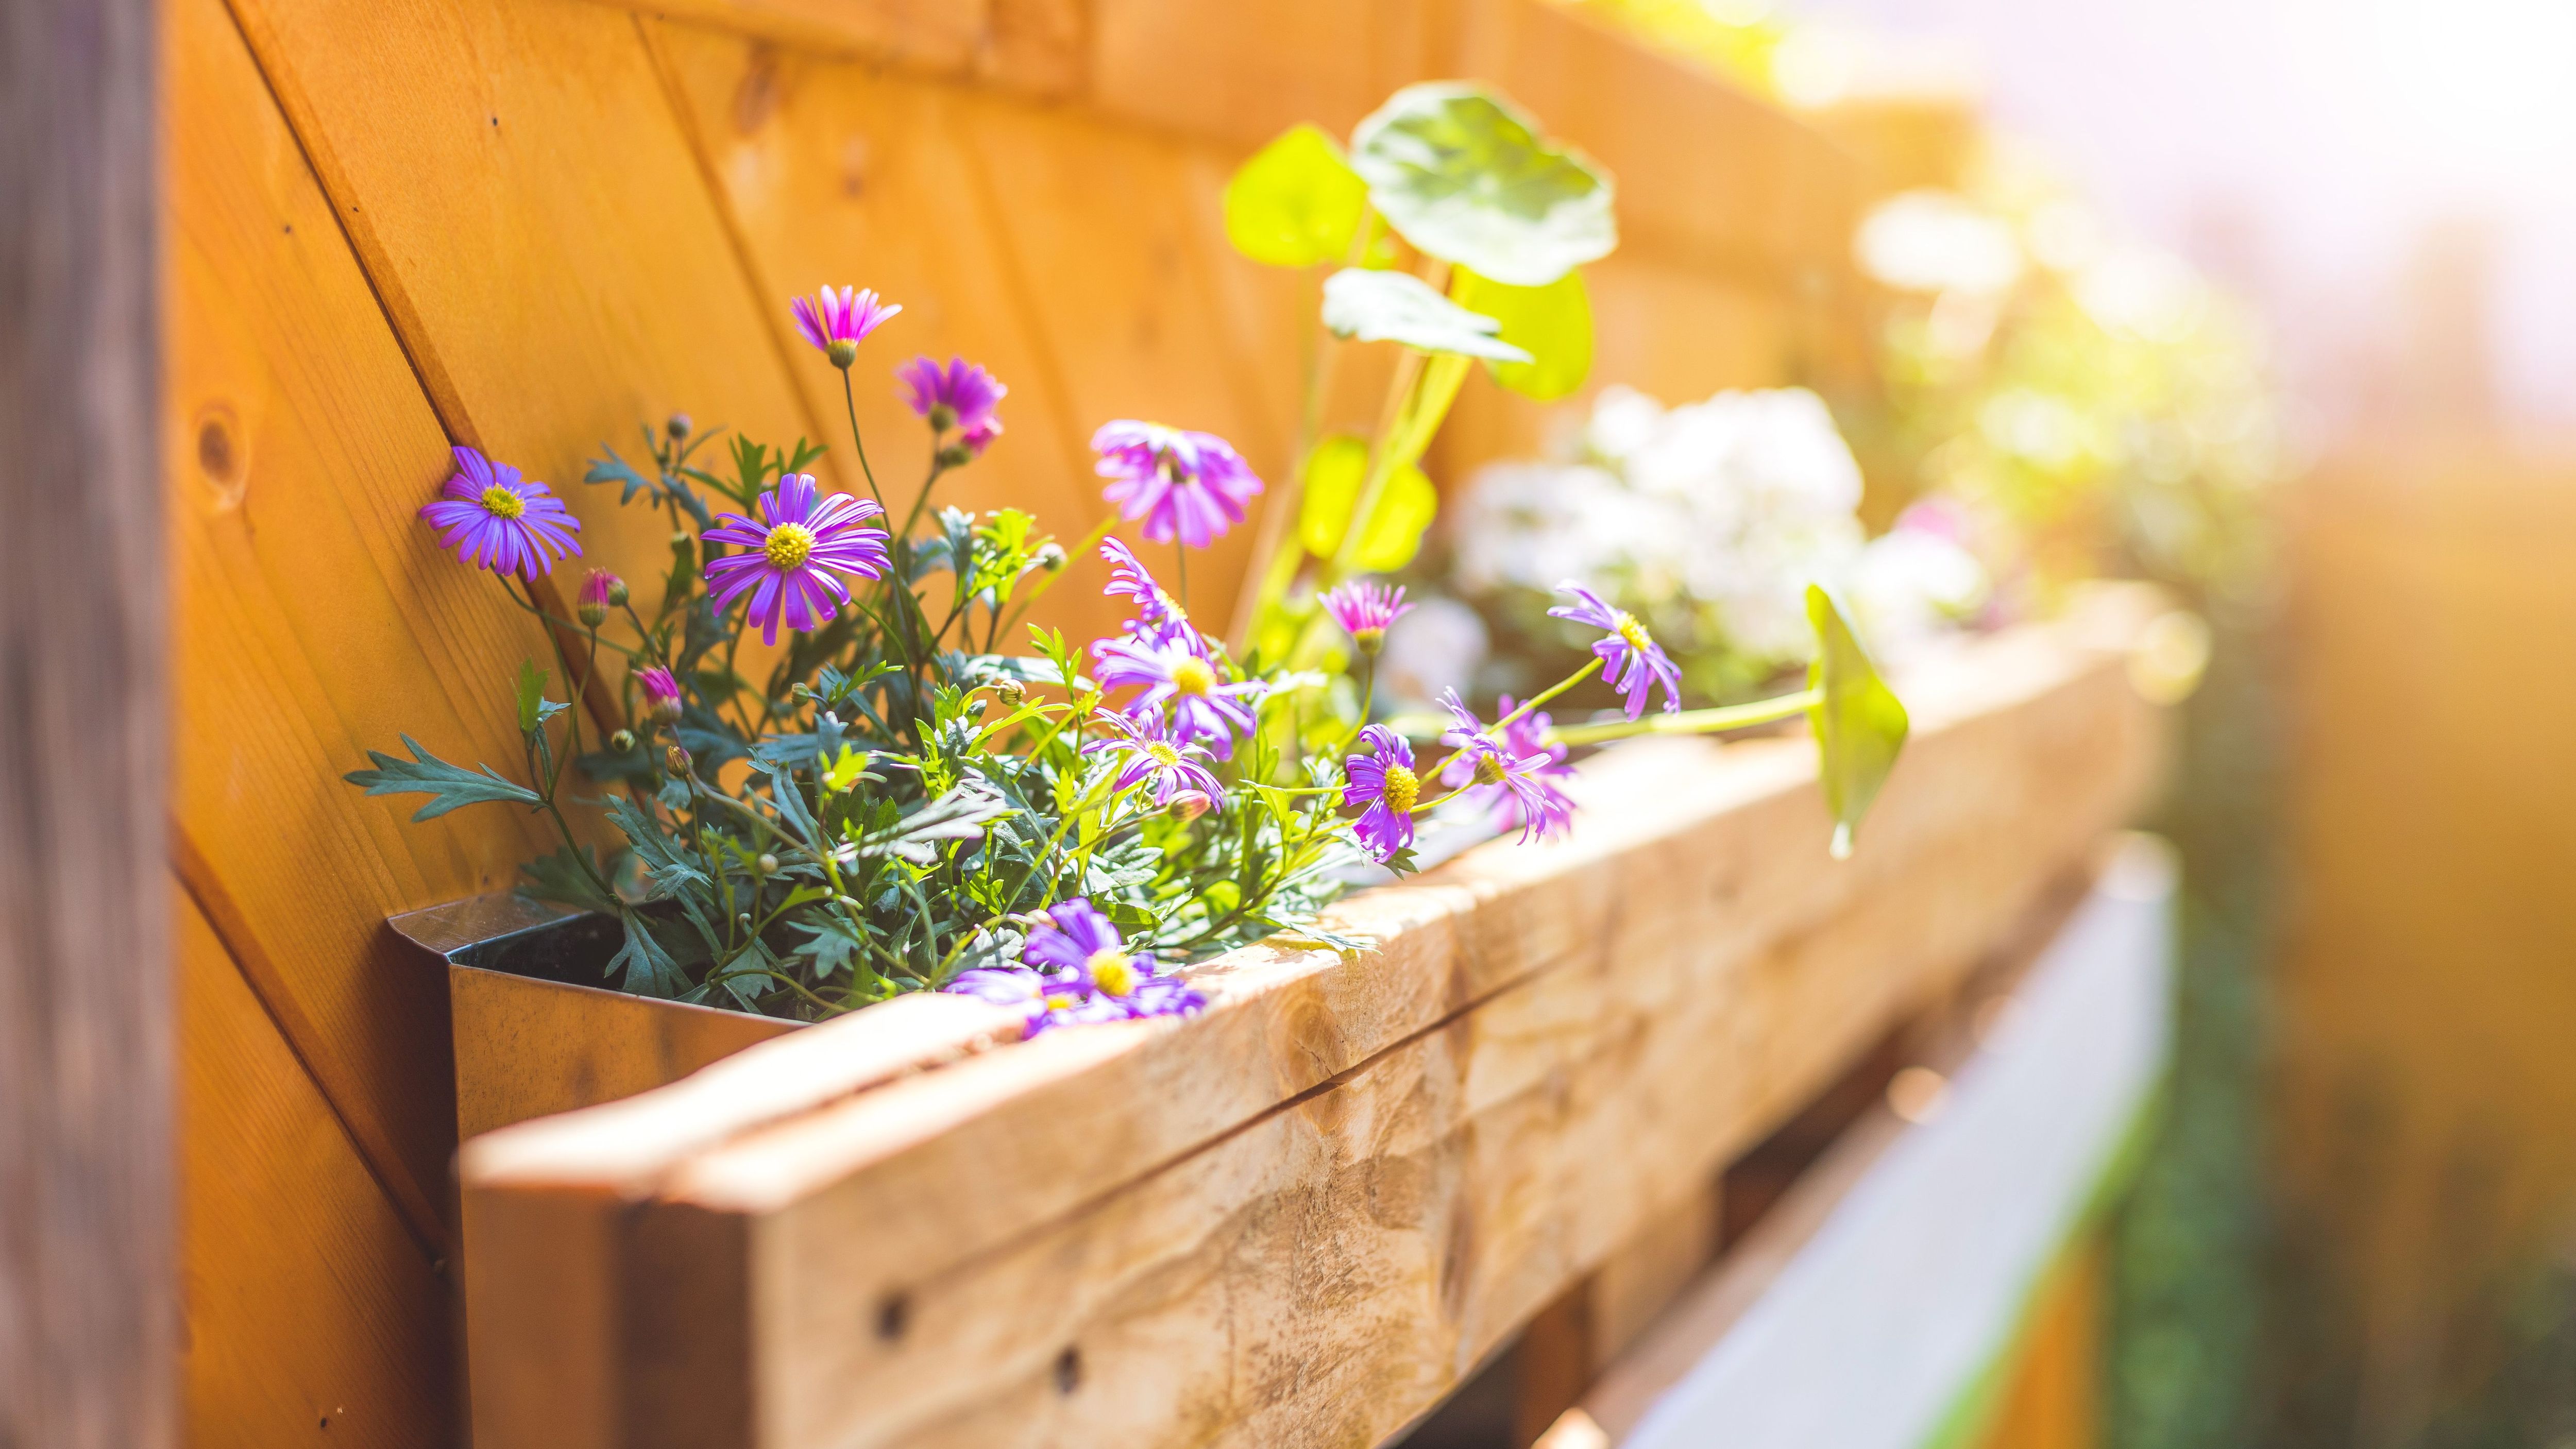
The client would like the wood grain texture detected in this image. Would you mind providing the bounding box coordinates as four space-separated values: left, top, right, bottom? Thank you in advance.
175 884 453 1449
221 0 839 594
0 0 173 1444
462 593 2167 1448
577 0 1091 97
167 0 568 1241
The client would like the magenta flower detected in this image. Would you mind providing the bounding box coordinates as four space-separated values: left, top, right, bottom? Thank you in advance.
1437 691 1576 843
1092 421 1264 548
1342 724 1422 862
1549 583 1683 720
419 446 582 579
1092 631 1261 757
1099 537 1191 636
635 665 684 725
1081 709 1224 806
791 286 901 368
1440 693 1575 841
898 356 1006 435
1319 579 1413 654
577 568 620 625
701 473 891 646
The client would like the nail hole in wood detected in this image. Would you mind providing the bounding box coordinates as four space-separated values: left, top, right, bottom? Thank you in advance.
874 1291 909 1342
1054 1346 1081 1395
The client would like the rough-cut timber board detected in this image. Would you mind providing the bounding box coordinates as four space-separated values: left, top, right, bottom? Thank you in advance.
460 589 2168 1449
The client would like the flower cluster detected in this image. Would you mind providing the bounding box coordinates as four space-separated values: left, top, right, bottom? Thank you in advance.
356 267 1888 1039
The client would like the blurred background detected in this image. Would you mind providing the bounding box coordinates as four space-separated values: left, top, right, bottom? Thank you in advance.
1538 0 2576 1443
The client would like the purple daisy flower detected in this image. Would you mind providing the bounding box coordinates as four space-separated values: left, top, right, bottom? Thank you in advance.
418 446 582 579
1341 723 1422 862
1440 693 1577 841
1099 537 1191 636
1549 583 1683 721
1437 691 1577 843
897 356 1006 435
702 473 891 646
1318 579 1413 655
1081 709 1224 806
1092 421 1265 548
1022 899 1207 1027
1091 630 1261 757
791 285 901 368
946 965 1124 1036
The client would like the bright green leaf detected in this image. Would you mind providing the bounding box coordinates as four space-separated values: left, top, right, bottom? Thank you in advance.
1224 123 1370 268
1296 434 1438 569
1348 82 1617 286
515 659 547 735
1805 585 1910 859
1452 267 1593 400
1321 268 1530 362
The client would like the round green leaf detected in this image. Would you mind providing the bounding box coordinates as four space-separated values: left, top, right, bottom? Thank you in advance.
1349 82 1617 287
1805 584 1911 859
1297 433 1439 569
1321 268 1531 362
1224 124 1369 268
1451 267 1593 401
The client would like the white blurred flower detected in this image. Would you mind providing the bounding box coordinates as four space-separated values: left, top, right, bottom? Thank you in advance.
1453 385 1893 678
1377 595 1488 707
1852 506 1990 655
1856 190 2024 297
2075 246 2208 342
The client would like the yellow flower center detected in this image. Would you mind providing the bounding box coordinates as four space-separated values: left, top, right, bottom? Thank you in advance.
1042 991 1081 1014
1170 656 1217 696
1382 762 1420 814
764 521 817 571
1615 611 1655 653
1086 948 1139 998
1145 741 1183 769
479 484 525 520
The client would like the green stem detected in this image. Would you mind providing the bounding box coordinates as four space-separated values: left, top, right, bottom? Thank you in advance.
1546 688 1822 747
839 368 887 516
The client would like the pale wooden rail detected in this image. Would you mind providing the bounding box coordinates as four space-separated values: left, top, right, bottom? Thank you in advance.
458 589 2168 1449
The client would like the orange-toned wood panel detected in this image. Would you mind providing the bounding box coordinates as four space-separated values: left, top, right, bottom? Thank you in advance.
219 0 837 597
640 21 1133 641
1973 1234 2104 1449
176 884 452 1449
168 0 567 1238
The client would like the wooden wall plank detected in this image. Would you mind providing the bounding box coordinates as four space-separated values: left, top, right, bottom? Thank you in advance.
220 0 838 594
640 21 1134 642
577 0 1092 98
175 884 453 1449
168 0 566 1236
461 594 2167 1448
0 0 172 1442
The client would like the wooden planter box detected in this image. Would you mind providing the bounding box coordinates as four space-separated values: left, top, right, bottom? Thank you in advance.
454 588 2170 1449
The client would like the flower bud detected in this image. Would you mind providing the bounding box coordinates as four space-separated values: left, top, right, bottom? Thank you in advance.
1351 626 1386 657
935 442 975 470
826 337 860 370
927 402 958 433
666 743 692 777
1166 790 1214 823
607 728 636 754
756 853 780 875
670 531 695 570
992 678 1027 709
605 576 629 608
1035 542 1067 573
577 568 616 626
666 412 692 440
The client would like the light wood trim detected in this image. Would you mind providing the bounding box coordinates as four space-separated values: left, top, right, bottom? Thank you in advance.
461 589 2169 1448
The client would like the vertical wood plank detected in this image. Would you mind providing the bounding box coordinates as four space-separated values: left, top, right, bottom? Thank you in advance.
0 0 173 1445
175 884 453 1449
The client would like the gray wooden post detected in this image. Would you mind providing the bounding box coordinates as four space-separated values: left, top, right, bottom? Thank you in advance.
0 0 172 1444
